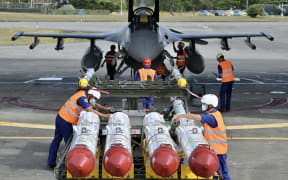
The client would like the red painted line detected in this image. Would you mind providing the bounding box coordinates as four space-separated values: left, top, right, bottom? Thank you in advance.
232 98 288 112
191 98 287 113
1 97 58 112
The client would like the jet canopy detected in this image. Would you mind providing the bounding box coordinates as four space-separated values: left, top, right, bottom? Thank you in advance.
133 7 154 24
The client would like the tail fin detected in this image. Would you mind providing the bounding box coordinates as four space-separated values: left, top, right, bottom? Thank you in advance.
128 0 134 22
154 0 159 22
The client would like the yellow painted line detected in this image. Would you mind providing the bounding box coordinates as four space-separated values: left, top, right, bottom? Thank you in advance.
0 121 288 131
228 137 288 140
0 121 54 130
227 123 288 130
0 137 53 140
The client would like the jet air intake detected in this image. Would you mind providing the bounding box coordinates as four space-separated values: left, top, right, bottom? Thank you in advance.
184 46 205 74
81 46 103 73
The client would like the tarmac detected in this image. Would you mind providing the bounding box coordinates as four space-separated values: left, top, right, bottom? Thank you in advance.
0 22 287 180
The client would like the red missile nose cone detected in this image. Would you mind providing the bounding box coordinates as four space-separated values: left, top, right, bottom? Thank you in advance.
189 145 219 178
65 146 95 177
150 146 180 177
103 147 133 177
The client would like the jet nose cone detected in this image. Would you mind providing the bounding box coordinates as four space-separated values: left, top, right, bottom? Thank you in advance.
103 147 133 177
128 30 161 63
65 147 95 177
150 146 180 177
189 145 219 178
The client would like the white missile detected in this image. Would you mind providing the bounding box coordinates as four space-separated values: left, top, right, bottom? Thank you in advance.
143 112 179 177
103 112 133 177
65 111 100 177
173 99 219 178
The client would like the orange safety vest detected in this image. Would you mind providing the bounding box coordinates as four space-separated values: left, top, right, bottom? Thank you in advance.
58 90 86 125
203 111 228 155
138 68 156 81
219 60 235 83
105 51 116 65
176 49 186 67
156 64 166 76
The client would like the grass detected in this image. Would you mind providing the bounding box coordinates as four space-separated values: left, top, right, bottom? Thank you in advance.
0 12 128 22
0 12 287 22
0 28 88 46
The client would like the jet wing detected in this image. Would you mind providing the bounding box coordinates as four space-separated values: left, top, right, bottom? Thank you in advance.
175 32 274 41
170 31 274 50
12 32 109 40
11 26 128 50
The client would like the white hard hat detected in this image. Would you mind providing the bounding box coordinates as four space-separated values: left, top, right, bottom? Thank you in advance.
201 94 218 108
88 90 101 100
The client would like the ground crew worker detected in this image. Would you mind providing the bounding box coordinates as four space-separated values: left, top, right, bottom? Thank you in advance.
173 94 231 180
135 57 157 112
47 80 111 169
88 90 112 112
216 53 235 112
173 41 186 74
156 63 167 80
101 45 117 80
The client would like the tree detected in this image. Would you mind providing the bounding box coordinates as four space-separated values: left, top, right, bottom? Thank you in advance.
69 0 284 12
169 0 175 15
247 4 264 17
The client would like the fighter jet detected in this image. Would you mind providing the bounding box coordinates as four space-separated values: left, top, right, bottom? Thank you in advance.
12 0 274 76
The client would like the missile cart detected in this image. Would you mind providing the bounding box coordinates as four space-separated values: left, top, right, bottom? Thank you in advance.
54 80 222 180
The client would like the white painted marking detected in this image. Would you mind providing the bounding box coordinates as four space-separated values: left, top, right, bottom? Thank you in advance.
216 77 240 81
24 77 63 84
38 77 63 81
23 79 36 84
270 91 286 94
240 78 264 84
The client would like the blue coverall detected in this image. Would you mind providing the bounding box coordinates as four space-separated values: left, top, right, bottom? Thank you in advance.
218 65 234 111
135 67 157 110
200 109 231 180
47 91 91 167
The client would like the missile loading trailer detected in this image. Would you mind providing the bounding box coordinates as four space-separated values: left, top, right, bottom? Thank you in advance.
54 81 222 180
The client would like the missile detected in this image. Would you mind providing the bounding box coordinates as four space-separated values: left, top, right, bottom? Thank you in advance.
103 112 133 177
65 111 100 177
261 32 274 41
11 31 24 41
143 112 179 177
83 68 95 82
171 68 187 88
173 99 219 178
